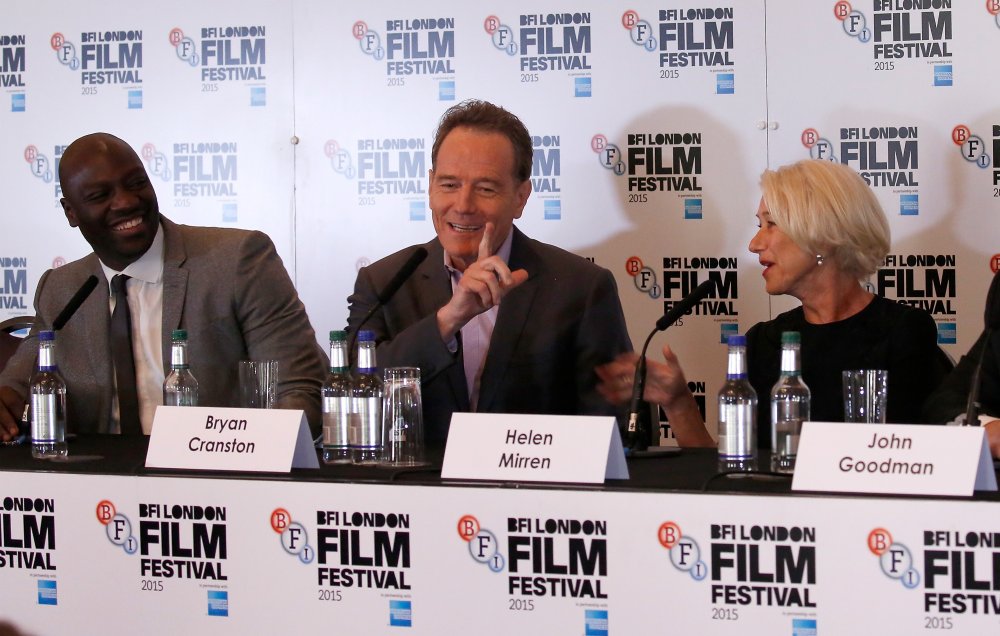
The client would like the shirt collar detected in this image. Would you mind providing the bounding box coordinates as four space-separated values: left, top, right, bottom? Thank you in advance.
443 227 514 275
99 220 165 285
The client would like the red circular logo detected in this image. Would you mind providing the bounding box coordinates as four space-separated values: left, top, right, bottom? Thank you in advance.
868 527 892 555
951 125 971 146
801 128 820 148
96 500 116 524
457 515 480 541
270 508 291 533
658 522 682 549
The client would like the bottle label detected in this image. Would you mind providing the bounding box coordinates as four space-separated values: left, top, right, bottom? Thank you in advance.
30 393 61 442
351 395 381 448
323 396 352 447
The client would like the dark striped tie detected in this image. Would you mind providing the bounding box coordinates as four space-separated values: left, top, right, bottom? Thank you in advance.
110 274 141 435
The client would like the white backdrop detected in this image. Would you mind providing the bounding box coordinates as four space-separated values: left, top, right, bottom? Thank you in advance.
3 0 998 439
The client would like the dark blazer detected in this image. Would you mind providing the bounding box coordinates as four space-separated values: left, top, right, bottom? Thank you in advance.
0 216 326 434
924 269 1000 424
347 227 633 442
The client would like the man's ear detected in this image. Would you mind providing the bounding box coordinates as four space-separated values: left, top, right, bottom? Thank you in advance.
513 179 531 219
61 199 79 227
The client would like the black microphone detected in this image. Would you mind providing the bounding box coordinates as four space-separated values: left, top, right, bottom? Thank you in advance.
964 271 1000 426
52 275 99 330
625 279 717 450
347 247 429 364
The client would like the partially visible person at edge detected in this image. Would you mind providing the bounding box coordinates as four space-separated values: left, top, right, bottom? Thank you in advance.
598 159 950 449
924 268 1000 457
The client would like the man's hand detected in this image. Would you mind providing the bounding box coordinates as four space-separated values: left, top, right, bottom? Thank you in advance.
436 222 528 340
0 386 26 443
985 419 1000 458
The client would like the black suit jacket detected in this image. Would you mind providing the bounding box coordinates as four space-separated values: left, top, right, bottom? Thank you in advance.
347 227 633 442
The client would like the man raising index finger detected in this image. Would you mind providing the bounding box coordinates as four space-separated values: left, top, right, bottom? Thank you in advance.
436 221 529 340
346 99 633 442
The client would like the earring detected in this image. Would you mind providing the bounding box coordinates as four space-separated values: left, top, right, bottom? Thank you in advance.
815 254 825 266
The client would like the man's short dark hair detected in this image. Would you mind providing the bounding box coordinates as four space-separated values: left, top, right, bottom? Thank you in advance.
431 99 533 182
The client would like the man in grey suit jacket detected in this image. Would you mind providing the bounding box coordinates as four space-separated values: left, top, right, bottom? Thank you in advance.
0 133 325 440
347 100 632 443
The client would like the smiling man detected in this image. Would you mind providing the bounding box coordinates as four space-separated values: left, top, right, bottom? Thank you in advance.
0 133 325 440
346 100 632 442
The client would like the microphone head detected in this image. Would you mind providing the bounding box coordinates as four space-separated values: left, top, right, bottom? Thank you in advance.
985 270 1000 331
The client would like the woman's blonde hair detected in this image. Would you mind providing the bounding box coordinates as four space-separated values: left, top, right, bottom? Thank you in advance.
760 159 890 278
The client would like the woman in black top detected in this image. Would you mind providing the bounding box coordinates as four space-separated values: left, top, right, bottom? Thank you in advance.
598 159 948 449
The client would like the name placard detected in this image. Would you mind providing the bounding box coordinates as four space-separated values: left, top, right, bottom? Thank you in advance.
440 413 628 483
146 406 319 472
792 422 997 496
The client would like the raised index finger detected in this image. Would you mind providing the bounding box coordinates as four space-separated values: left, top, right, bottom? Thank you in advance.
477 221 495 262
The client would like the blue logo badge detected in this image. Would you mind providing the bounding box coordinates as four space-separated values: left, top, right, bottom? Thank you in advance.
584 609 608 636
716 73 735 94
222 203 238 223
544 199 561 220
792 618 817 636
127 90 143 110
439 80 455 101
574 77 592 98
251 86 266 107
389 599 412 627
933 65 952 87
409 200 426 221
937 322 956 345
720 323 739 344
207 590 228 617
899 194 919 216
11 93 25 112
37 580 57 606
684 198 703 220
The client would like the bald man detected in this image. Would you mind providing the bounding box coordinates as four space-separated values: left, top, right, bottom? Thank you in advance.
0 133 325 440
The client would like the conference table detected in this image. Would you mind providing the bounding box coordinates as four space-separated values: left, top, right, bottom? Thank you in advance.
1 435 998 635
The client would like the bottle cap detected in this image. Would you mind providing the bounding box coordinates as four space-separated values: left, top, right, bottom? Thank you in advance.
329 330 346 342
780 331 800 345
171 329 188 341
727 334 746 347
38 330 55 342
358 330 376 343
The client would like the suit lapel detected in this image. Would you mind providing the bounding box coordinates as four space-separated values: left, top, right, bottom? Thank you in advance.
476 228 539 413
420 239 472 412
160 218 189 372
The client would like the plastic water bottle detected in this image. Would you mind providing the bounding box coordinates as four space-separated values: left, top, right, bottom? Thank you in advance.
163 329 199 406
322 330 353 464
30 330 67 459
717 334 756 471
351 330 382 464
770 331 810 473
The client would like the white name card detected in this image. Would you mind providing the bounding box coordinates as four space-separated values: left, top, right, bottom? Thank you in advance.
792 422 997 496
441 413 629 483
146 406 319 472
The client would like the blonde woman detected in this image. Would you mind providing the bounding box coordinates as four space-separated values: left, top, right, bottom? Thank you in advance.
598 159 948 448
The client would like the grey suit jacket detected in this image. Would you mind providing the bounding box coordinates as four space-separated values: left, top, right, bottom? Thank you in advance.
347 227 633 443
0 216 326 435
